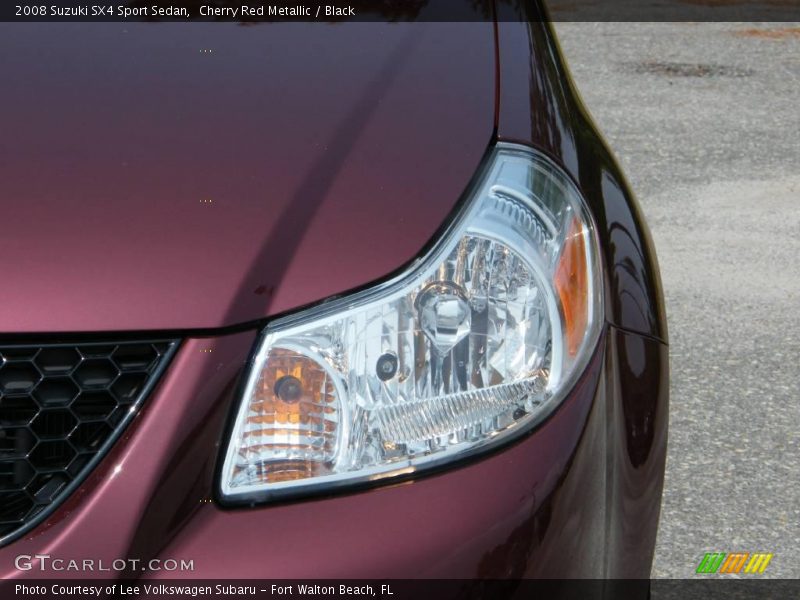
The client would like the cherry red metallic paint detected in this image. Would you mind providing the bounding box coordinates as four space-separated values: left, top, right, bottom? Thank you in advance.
604 328 669 579
0 22 494 333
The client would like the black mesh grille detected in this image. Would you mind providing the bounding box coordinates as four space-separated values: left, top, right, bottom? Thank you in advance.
0 340 176 544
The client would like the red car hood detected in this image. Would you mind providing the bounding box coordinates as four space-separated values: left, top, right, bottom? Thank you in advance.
0 22 494 333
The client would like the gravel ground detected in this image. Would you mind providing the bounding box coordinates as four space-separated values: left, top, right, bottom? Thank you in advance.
553 22 800 578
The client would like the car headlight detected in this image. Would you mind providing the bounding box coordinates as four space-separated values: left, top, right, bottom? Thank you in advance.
219 143 602 502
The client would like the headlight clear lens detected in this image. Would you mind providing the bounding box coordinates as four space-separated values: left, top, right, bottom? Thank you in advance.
220 143 602 501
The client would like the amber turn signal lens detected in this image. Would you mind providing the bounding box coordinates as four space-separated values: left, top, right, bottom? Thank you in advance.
233 348 340 484
555 218 589 357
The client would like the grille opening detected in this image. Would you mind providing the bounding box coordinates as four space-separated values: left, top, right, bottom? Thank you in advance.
72 392 116 421
33 378 79 407
113 345 159 371
74 360 118 389
35 348 81 375
0 365 41 395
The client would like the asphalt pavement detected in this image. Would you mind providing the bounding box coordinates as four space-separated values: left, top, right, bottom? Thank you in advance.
553 22 800 578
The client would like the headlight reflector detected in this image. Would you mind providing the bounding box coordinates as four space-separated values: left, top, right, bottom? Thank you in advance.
221 144 602 501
